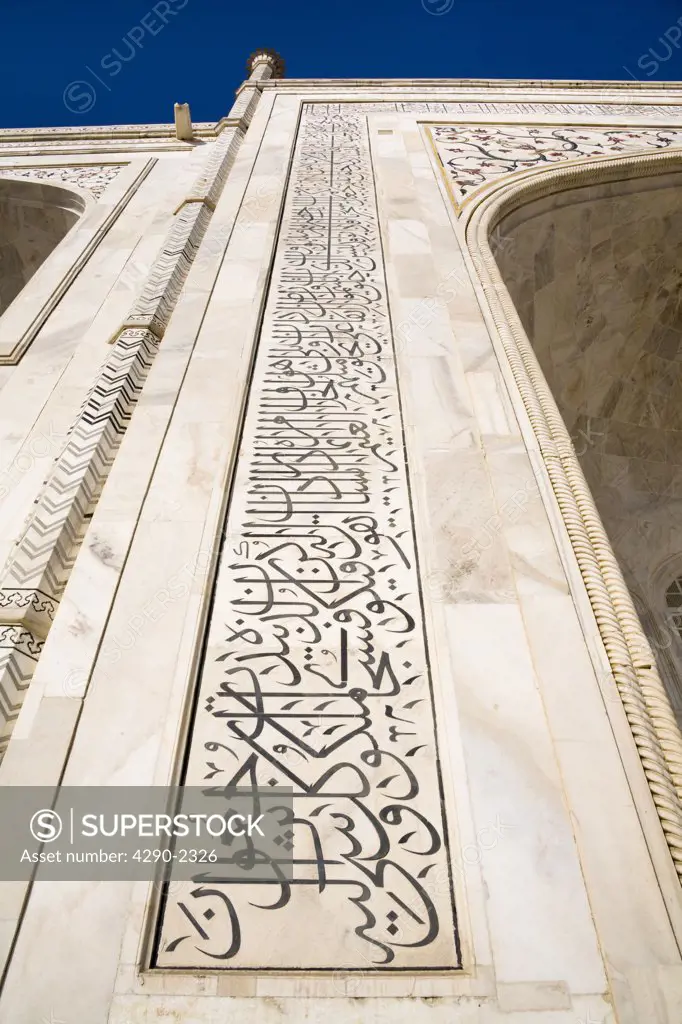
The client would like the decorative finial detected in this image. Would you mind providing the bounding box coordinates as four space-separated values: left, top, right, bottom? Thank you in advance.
246 49 285 79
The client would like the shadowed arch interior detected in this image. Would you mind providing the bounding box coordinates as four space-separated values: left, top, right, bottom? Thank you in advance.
493 169 682 721
0 177 85 315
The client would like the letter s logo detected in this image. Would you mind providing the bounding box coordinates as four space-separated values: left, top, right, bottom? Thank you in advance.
29 809 63 842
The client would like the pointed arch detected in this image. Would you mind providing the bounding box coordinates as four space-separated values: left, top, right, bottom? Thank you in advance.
464 147 682 884
0 175 88 315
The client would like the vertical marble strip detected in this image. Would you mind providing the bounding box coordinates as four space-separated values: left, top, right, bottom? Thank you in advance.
155 111 460 972
122 202 213 336
182 129 243 210
0 627 42 741
3 327 159 599
228 90 262 127
0 55 281 757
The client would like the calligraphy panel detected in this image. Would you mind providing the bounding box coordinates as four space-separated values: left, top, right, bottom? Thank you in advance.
154 111 460 972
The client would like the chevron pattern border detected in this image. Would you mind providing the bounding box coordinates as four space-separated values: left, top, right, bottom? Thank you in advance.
0 627 43 757
2 328 158 621
185 127 243 209
0 79 264 756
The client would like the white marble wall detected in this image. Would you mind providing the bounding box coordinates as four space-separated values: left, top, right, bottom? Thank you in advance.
0 80 681 1024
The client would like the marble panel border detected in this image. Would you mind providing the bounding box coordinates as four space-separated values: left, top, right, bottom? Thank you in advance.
0 158 154 364
451 145 682 893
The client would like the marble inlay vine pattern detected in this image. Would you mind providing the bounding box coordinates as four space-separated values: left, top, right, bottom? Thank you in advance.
155 110 460 972
0 164 123 199
429 124 682 209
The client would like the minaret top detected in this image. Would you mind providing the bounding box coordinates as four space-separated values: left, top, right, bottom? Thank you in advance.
246 49 285 79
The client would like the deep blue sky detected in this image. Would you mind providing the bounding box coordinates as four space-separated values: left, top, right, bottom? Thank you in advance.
4 0 682 128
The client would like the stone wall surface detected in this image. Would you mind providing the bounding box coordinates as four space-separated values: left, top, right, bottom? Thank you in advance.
0 72 681 1024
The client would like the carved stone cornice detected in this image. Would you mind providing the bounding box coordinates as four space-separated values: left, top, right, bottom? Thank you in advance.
2 77 682 149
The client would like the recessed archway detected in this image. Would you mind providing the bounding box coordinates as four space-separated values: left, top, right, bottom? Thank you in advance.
462 152 682 881
0 176 85 315
492 168 682 721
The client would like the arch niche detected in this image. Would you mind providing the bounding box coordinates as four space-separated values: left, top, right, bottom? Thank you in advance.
465 151 682 882
0 176 86 315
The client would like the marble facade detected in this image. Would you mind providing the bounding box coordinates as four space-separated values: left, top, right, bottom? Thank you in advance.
0 52 682 1022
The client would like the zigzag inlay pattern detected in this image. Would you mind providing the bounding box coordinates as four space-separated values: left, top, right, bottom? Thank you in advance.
0 629 43 756
4 329 157 603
